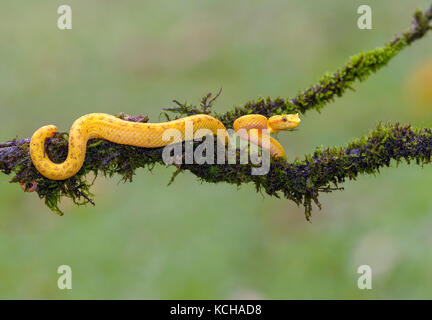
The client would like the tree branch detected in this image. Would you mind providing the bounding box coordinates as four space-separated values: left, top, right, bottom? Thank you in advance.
1 4 431 218
168 5 432 127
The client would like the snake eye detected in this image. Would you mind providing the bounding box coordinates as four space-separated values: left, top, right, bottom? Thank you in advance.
282 117 287 122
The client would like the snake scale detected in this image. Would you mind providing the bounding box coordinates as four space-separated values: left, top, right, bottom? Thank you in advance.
23 113 300 188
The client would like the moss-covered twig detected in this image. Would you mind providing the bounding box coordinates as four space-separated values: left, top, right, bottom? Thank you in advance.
168 5 432 127
2 122 431 219
1 4 431 218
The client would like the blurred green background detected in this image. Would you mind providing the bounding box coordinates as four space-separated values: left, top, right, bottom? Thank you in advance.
0 0 432 299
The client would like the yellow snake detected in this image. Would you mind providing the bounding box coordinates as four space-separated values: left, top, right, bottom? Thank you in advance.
26 113 300 183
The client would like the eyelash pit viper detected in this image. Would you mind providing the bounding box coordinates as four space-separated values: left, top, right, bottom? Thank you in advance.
21 113 300 189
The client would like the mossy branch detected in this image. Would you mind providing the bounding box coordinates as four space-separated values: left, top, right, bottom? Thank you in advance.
1 4 431 219
168 5 432 127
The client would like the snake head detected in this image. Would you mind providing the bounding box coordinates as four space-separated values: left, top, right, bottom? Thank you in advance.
20 181 38 193
268 113 301 132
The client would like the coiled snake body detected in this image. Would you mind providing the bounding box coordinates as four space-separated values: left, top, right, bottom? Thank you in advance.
27 113 300 183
